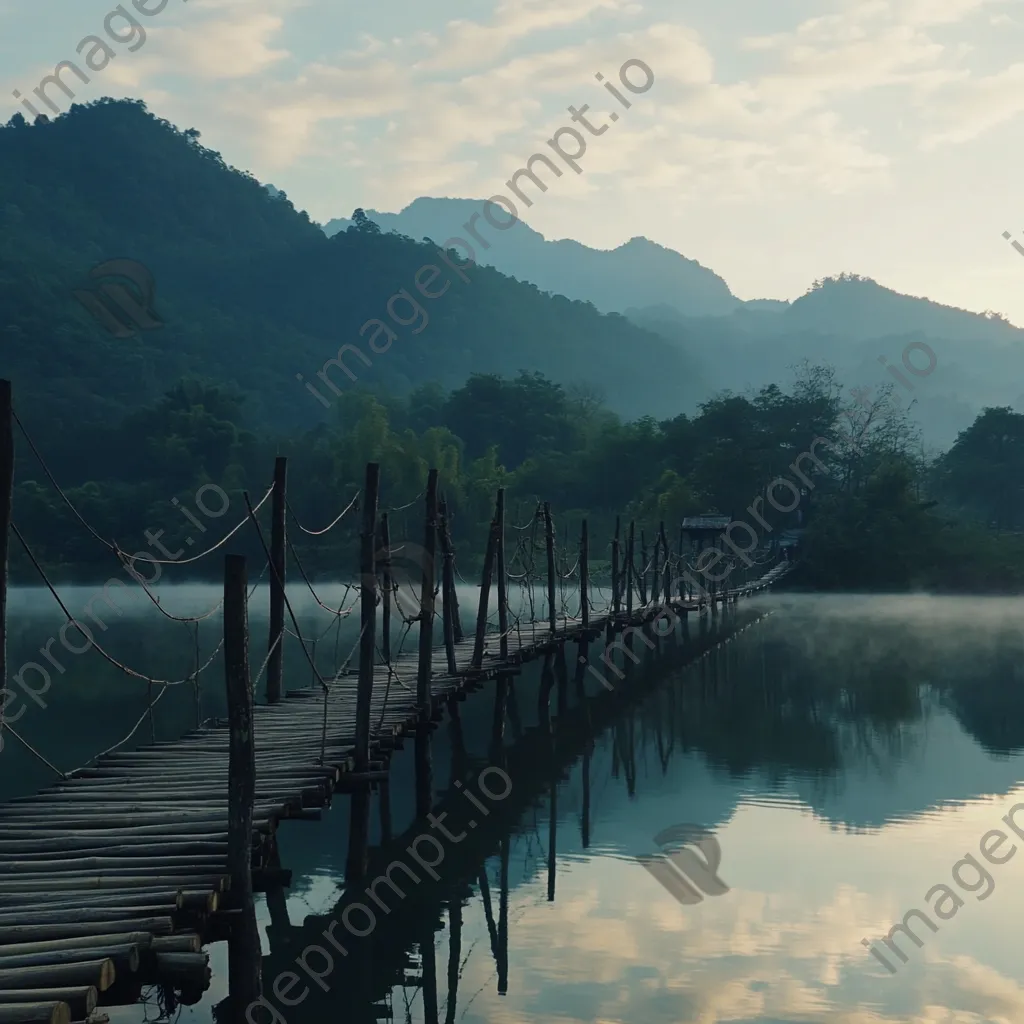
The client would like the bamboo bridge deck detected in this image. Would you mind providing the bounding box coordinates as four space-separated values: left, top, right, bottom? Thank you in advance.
0 407 796 1024
0 569 788 1022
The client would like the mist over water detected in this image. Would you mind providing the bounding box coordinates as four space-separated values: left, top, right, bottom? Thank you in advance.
7 588 1024 1022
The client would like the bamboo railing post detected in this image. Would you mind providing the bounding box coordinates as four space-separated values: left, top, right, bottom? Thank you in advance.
580 519 589 632
0 380 11 734
415 469 439 716
224 553 260 1013
639 531 649 606
678 526 686 600
611 516 621 617
651 527 660 606
660 521 670 608
471 507 499 670
355 463 380 774
266 456 287 704
544 502 556 635
379 513 392 669
438 501 462 643
438 499 463 644
413 469 438 824
438 502 457 676
496 488 509 661
625 521 635 618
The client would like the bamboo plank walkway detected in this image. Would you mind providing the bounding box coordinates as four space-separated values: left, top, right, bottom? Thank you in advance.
0 565 788 1019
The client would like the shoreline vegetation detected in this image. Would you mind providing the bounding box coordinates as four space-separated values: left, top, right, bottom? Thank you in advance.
10 363 1024 595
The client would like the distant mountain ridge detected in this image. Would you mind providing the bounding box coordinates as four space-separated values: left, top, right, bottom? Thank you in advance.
323 197 740 318
322 200 1024 450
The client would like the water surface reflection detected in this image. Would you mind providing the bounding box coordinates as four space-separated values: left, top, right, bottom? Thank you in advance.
11 592 1024 1022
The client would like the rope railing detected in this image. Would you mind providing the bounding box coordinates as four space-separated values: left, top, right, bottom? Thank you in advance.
4 400 795 795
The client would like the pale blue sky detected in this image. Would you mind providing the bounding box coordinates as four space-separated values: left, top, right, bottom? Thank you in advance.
5 0 1024 320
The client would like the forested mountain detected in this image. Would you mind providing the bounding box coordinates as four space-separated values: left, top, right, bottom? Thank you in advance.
3 98 1024 594
628 276 1024 451
329 203 1024 450
323 198 740 317
0 98 699 478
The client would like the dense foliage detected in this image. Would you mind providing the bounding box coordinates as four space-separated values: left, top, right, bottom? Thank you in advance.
4 99 1024 592
9 357 1024 593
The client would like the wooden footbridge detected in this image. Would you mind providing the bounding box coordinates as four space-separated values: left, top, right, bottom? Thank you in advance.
0 385 792 1024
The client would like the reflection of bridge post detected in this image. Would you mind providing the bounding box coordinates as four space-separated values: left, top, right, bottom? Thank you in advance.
498 836 509 995
581 734 591 848
538 652 554 733
547 754 557 902
379 773 392 844
444 897 462 1024
448 697 467 786
420 921 439 1024
506 676 523 741
346 787 371 881
555 646 568 717
491 674 509 756
263 835 291 955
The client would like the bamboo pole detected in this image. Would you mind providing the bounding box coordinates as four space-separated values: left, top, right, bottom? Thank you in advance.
544 502 556 634
471 509 498 670
266 456 287 704
438 504 456 675
650 527 660 606
416 470 439 715
438 500 463 643
224 553 261 1016
355 463 380 774
496 488 509 661
611 516 620 617
625 521 635 618
639 531 649 605
580 519 589 631
379 513 392 670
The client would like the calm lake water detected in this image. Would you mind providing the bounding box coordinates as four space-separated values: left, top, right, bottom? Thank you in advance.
7 587 1024 1023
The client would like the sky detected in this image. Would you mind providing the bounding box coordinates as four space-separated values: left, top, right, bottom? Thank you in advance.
5 0 1024 321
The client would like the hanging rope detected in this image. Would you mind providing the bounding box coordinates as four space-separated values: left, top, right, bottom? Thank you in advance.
287 493 359 537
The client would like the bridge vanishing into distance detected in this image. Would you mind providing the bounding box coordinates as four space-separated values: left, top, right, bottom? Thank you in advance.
0 379 790 1024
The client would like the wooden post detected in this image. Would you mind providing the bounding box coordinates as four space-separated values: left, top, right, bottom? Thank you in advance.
438 500 463 644
0 381 11 730
650 528 660 606
580 519 590 631
224 554 261 1014
625 521 635 618
496 488 509 661
497 838 509 994
355 463 380 774
611 516 621 617
660 522 671 607
471 507 498 670
639 531 649 605
379 513 392 669
438 508 456 676
266 457 287 704
544 502 556 635
416 470 439 715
